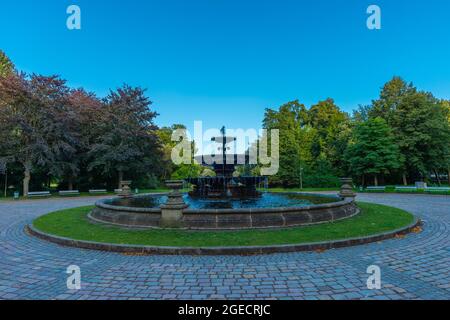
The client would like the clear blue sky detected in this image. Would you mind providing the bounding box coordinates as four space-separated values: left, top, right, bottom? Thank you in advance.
1 0 449 133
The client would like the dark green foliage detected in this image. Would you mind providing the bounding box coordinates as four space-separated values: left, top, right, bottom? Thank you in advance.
368 77 450 181
0 50 14 77
262 99 349 187
345 117 402 185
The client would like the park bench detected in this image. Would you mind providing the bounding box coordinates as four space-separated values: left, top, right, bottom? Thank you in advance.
114 189 123 194
395 186 417 192
58 190 80 196
425 187 450 193
28 191 51 198
89 189 108 195
366 186 386 192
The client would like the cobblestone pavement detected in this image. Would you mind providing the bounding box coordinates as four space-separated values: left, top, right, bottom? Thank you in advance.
0 194 449 300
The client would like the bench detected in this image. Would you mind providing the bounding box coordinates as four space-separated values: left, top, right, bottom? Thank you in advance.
89 189 108 195
366 186 386 192
58 190 80 196
114 189 123 194
425 187 450 193
28 191 51 198
395 186 417 192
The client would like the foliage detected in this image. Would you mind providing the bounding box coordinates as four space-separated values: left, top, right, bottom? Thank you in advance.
345 117 402 184
0 50 14 77
0 73 78 194
87 85 163 187
157 124 202 180
1 51 449 190
369 77 450 180
262 99 349 187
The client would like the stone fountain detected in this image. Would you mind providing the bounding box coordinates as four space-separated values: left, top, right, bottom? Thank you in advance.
186 126 266 199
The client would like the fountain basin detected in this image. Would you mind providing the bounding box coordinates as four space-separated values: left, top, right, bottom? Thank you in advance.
90 193 359 230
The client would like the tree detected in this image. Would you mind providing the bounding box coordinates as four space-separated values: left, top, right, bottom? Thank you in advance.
390 92 450 181
87 85 162 189
443 100 450 185
65 89 104 189
345 117 402 186
369 77 450 184
0 51 14 77
158 124 201 181
308 99 350 175
263 100 313 186
370 76 416 122
0 73 78 196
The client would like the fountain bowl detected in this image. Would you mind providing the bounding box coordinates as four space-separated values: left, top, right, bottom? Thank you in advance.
89 192 359 230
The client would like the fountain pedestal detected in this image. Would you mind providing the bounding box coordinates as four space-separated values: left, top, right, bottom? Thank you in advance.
160 180 188 228
119 181 133 198
339 178 356 200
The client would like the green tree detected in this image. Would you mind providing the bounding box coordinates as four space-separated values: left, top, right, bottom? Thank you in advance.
390 92 450 181
158 124 201 181
345 117 402 186
308 98 351 175
370 76 416 122
263 100 314 186
370 77 450 184
0 51 14 77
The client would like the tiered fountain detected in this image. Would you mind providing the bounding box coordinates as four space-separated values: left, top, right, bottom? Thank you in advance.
90 127 359 230
187 127 266 199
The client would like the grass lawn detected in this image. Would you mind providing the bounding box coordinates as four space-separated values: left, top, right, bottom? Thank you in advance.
33 202 415 247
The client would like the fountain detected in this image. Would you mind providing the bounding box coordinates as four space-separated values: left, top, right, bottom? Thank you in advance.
90 127 359 230
187 126 266 198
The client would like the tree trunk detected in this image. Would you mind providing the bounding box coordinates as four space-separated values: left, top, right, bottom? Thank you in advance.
362 174 365 188
434 169 441 186
23 161 31 197
68 177 74 191
118 170 123 189
402 173 408 186
374 175 378 187
448 168 450 186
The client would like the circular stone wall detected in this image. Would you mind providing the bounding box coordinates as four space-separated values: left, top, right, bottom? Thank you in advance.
89 195 359 230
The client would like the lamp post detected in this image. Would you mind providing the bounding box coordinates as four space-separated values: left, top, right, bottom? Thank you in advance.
299 166 304 190
4 169 7 198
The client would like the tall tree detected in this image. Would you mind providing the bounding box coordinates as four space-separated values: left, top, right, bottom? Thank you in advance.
370 76 416 122
263 100 315 186
390 91 450 181
0 51 14 77
345 117 402 186
0 73 77 195
370 77 450 184
444 100 450 185
88 85 162 188
309 98 350 175
158 124 201 181
66 89 104 189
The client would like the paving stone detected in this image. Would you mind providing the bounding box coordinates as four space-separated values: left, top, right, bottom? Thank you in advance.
0 194 449 300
